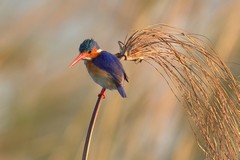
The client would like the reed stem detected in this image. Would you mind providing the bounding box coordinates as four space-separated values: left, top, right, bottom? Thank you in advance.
82 88 105 160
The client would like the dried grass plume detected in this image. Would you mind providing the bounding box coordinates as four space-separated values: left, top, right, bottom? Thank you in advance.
117 24 240 160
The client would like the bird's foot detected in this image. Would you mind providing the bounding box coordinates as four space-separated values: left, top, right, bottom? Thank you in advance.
98 88 106 99
98 93 105 99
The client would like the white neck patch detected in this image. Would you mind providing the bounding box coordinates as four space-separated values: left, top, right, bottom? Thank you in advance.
97 49 102 53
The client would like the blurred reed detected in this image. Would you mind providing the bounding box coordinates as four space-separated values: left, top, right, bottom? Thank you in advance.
117 24 240 159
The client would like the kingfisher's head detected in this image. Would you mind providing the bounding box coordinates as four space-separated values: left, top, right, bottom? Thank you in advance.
70 39 102 66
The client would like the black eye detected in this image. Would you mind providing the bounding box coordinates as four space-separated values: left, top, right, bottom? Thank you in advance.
88 51 91 54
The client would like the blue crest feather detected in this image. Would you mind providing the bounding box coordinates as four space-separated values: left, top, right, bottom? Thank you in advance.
79 39 100 52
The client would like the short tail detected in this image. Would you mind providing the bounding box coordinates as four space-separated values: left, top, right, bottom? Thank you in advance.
117 86 127 98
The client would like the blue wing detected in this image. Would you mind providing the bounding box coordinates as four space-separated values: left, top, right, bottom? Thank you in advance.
91 51 128 86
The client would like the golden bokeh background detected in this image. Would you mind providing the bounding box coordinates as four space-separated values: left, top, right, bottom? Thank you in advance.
0 0 239 159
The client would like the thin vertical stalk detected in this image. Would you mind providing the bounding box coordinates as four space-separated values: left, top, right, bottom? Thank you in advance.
82 88 105 160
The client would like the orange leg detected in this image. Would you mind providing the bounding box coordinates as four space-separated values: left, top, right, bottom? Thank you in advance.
98 88 106 99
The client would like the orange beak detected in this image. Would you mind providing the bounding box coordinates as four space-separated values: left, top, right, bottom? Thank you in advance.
70 53 89 67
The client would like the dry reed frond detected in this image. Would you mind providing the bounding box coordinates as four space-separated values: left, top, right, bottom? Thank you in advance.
118 24 240 160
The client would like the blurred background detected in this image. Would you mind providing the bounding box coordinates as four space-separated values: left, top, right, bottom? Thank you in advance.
0 0 239 160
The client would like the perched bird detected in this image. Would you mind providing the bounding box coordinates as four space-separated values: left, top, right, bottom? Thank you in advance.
70 39 128 98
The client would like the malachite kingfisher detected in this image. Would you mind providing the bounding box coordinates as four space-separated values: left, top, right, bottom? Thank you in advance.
70 39 128 98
